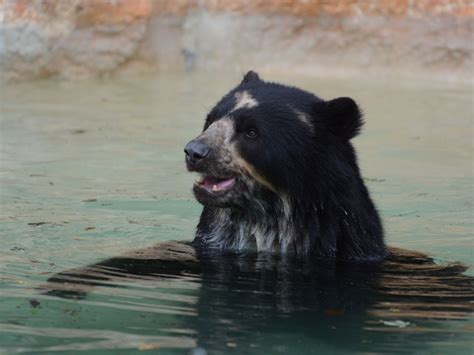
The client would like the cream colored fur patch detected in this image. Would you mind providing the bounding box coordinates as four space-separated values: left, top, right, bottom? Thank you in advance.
231 91 259 112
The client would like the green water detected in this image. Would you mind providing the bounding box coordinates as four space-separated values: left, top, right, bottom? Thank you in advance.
0 72 472 354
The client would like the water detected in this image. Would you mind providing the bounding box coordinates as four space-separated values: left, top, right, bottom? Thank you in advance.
0 71 473 354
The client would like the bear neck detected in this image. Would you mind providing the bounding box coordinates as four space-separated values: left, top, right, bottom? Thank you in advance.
194 180 386 260
195 197 295 254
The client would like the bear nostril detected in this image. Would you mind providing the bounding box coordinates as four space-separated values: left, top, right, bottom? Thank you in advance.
192 152 203 160
184 141 210 164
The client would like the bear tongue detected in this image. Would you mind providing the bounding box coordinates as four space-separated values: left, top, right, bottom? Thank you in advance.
202 176 235 191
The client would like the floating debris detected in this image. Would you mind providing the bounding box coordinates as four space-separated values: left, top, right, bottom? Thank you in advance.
71 129 86 134
29 299 41 308
138 343 161 351
396 211 419 217
381 320 410 328
363 177 386 182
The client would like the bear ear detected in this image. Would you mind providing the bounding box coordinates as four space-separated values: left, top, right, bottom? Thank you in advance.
318 97 364 140
241 70 261 84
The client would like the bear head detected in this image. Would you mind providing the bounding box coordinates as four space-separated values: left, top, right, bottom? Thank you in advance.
185 71 363 209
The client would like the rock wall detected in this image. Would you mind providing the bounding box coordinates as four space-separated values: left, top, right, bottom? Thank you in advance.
1 0 473 81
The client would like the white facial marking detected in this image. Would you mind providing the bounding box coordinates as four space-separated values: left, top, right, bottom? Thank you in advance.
202 116 234 146
291 107 313 132
231 91 258 112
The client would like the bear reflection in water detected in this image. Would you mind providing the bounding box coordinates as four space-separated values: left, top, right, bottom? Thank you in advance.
45 242 473 352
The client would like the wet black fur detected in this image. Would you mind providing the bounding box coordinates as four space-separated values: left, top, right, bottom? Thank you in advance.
192 71 386 261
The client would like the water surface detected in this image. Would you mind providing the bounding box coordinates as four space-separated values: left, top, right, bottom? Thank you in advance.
0 72 473 354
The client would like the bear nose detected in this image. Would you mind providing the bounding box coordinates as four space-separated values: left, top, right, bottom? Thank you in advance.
184 140 210 164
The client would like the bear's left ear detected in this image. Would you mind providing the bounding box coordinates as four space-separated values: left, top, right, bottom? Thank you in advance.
317 97 363 140
241 70 261 84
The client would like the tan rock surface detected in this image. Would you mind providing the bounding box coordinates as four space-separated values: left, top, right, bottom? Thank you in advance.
1 0 472 81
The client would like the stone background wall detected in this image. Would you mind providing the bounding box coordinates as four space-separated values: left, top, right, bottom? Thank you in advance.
1 0 473 81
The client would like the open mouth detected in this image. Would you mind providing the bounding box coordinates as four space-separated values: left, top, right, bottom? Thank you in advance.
194 175 236 195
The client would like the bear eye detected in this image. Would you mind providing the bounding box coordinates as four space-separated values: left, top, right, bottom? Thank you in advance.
245 128 258 139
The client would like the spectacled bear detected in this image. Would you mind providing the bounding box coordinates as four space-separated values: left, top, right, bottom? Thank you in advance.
185 71 386 261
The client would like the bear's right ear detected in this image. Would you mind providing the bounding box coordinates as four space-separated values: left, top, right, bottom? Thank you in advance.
316 97 364 140
241 70 261 84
